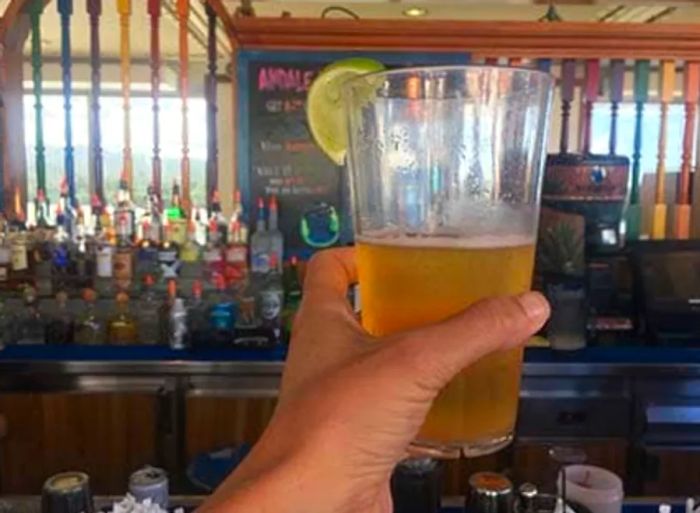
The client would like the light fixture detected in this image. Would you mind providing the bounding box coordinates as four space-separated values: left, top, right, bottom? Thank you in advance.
403 6 428 17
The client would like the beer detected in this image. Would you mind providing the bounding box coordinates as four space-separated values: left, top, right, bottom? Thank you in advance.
356 233 535 453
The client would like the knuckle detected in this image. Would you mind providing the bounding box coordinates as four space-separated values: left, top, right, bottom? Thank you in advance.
475 296 531 336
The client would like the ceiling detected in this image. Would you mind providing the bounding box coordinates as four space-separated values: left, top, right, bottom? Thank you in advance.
220 0 700 22
3 1 700 64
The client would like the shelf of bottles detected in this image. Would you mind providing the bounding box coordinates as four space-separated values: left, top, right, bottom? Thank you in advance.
0 0 300 351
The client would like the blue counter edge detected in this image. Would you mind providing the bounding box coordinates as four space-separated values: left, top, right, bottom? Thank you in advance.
1 345 700 364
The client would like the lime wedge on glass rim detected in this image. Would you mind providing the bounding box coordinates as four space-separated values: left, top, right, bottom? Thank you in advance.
307 58 385 166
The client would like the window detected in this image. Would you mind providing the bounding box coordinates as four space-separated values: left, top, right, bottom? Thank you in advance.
24 94 207 208
591 102 685 174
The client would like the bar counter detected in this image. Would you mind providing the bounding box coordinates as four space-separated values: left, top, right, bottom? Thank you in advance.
1 345 699 496
0 345 699 383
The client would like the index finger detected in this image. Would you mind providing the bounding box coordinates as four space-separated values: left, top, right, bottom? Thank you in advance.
303 247 358 303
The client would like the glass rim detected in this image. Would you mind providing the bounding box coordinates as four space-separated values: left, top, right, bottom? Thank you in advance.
341 63 554 95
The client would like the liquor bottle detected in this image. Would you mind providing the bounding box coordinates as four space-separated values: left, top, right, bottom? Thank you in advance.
0 220 12 287
268 196 284 272
210 190 228 244
115 172 136 242
51 204 72 293
250 197 270 276
73 206 94 291
58 177 76 238
224 220 248 293
32 192 54 297
282 256 303 336
9 209 32 290
113 214 134 292
209 274 236 347
257 252 284 343
94 219 114 298
160 280 187 349
229 190 249 244
202 218 224 288
179 219 202 291
0 297 15 347
74 288 105 345
107 291 138 345
158 224 181 283
166 181 187 245
186 280 209 348
136 274 161 345
45 291 74 345
16 286 45 345
145 184 163 235
35 188 52 230
135 220 160 284
91 194 103 236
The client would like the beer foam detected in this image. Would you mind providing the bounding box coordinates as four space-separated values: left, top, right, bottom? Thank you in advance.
356 231 534 249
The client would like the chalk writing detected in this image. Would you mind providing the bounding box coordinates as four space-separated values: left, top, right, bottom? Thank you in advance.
258 67 316 92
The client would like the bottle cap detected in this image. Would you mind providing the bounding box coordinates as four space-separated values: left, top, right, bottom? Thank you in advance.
143 274 155 287
42 471 94 513
466 472 514 513
82 289 96 302
167 279 177 297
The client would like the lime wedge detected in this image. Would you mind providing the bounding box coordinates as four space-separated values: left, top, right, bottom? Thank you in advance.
307 58 385 166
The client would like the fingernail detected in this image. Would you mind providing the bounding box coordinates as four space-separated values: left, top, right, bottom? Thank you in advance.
517 292 550 320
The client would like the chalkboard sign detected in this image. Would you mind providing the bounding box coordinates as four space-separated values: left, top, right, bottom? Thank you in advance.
237 49 469 259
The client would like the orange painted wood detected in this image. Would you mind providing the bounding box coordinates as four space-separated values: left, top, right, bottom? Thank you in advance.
679 61 698 205
214 18 700 60
117 0 133 193
177 0 191 212
672 61 699 239
581 59 600 154
653 59 676 240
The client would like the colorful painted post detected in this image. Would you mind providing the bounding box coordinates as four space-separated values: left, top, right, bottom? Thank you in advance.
87 0 104 203
178 0 191 213
148 0 162 199
28 0 46 196
581 59 600 154
205 2 219 203
652 60 675 240
117 0 133 193
626 60 649 241
672 61 699 239
58 0 76 207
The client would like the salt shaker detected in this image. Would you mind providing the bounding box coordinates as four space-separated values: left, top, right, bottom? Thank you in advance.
466 472 514 513
41 472 94 513
390 458 442 513
128 466 169 509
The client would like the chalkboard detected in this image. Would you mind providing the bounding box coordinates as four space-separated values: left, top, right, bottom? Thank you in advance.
237 49 470 259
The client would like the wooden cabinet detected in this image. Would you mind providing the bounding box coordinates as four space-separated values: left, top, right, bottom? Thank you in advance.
512 439 628 489
0 392 158 494
634 445 700 496
185 395 276 461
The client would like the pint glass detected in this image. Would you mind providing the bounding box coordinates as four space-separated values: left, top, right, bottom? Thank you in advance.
343 66 553 458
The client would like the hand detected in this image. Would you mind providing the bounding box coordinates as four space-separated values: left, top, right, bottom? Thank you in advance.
200 248 549 513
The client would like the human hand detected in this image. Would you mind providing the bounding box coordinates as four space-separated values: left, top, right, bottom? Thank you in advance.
200 247 549 513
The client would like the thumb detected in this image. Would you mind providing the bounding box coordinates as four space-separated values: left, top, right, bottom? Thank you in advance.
387 292 550 393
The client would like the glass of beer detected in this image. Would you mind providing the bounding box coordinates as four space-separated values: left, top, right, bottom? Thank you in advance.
343 66 553 458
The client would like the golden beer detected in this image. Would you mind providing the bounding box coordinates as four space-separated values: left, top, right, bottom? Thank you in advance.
356 235 535 454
